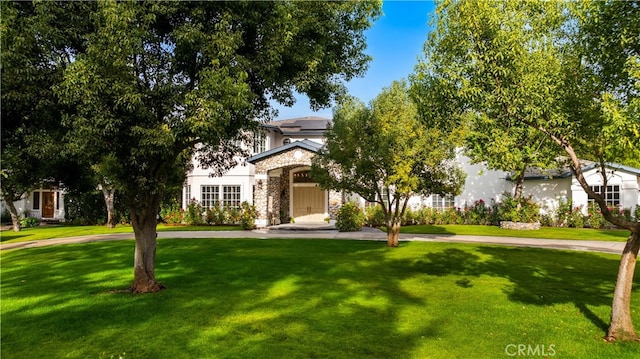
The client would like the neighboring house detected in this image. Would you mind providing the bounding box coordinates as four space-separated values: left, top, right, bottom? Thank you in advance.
521 162 640 215
183 116 640 227
0 187 66 221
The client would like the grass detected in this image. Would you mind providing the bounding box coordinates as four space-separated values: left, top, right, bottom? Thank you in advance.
2 238 639 358
0 224 241 244
400 224 631 242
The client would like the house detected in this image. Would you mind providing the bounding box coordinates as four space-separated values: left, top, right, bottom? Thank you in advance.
0 186 66 222
520 162 640 215
185 116 640 226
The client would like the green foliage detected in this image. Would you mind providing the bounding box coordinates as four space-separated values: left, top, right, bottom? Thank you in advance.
205 202 227 226
19 216 40 228
588 203 607 230
239 201 258 230
184 200 205 226
335 202 365 232
312 80 464 242
497 193 540 223
64 191 107 226
1 209 12 223
159 201 184 225
364 205 385 227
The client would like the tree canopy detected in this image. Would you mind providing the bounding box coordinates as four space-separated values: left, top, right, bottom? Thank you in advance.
416 0 639 342
312 80 465 247
2 0 381 292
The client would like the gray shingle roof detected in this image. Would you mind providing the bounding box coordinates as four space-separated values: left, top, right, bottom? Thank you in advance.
247 139 323 164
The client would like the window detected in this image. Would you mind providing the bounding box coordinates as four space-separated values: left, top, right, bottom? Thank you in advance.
588 185 620 206
185 185 191 205
56 192 60 210
222 185 241 208
365 188 390 207
283 138 291 145
432 194 455 210
253 131 267 154
33 192 40 210
201 186 219 208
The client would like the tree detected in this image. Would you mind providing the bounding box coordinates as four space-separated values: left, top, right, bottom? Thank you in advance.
311 80 465 247
0 1 92 231
51 1 381 293
417 0 640 341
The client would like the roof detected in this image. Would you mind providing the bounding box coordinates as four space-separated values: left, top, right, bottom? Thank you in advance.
263 116 331 136
519 160 640 180
247 139 323 164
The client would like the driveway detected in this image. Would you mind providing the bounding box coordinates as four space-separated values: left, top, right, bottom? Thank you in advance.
0 226 626 254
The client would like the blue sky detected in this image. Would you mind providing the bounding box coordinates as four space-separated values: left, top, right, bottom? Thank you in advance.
272 1 436 120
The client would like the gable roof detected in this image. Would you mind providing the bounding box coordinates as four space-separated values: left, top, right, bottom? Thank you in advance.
263 116 331 136
247 139 323 164
520 160 640 180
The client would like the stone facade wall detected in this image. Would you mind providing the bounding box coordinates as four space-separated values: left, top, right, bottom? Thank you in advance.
329 190 343 220
254 148 316 174
253 148 317 225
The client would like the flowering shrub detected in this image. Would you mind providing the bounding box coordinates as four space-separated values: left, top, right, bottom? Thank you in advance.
239 201 258 230
496 193 540 223
587 203 606 229
184 199 204 225
336 202 365 232
160 200 184 225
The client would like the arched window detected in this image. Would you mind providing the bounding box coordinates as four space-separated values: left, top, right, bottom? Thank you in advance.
283 138 291 145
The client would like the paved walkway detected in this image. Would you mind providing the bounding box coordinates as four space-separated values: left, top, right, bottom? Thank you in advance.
0 226 626 254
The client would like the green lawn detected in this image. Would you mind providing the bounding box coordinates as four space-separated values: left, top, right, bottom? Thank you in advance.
400 224 630 242
2 238 639 358
0 224 242 244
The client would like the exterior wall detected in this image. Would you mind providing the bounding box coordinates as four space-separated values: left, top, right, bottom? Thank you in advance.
521 177 572 215
571 167 640 213
0 188 65 221
454 153 513 207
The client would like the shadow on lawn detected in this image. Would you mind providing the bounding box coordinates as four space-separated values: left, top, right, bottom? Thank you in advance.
413 246 639 332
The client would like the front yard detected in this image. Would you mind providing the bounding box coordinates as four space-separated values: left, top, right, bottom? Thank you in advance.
1 238 639 358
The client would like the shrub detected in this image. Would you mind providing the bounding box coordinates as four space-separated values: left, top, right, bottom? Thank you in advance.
414 206 433 225
239 201 257 230
635 205 640 222
205 202 226 225
20 216 40 228
555 199 572 227
1 209 12 223
364 204 385 227
160 200 184 225
184 199 204 225
587 203 606 229
497 193 540 223
336 202 365 232
570 206 585 228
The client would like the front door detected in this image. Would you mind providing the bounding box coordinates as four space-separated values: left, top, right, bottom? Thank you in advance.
292 185 325 222
42 191 55 218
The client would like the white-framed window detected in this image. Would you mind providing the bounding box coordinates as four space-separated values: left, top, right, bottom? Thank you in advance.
185 185 191 205
201 185 219 208
432 194 455 210
588 185 620 206
222 185 241 208
366 187 390 207
253 131 267 154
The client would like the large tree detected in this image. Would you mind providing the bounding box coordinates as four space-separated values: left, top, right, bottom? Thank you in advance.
51 0 381 293
418 0 640 341
1 1 92 231
312 80 465 247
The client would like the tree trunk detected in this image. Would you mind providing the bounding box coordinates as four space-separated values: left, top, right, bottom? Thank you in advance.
513 170 525 201
129 195 165 293
6 199 21 232
101 186 117 228
606 230 640 342
386 218 401 247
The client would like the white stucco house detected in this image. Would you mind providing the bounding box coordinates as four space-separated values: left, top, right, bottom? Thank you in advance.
183 116 640 227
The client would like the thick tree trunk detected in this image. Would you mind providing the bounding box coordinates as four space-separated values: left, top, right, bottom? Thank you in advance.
6 200 21 232
606 230 640 342
386 218 401 247
129 196 165 293
101 187 117 228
